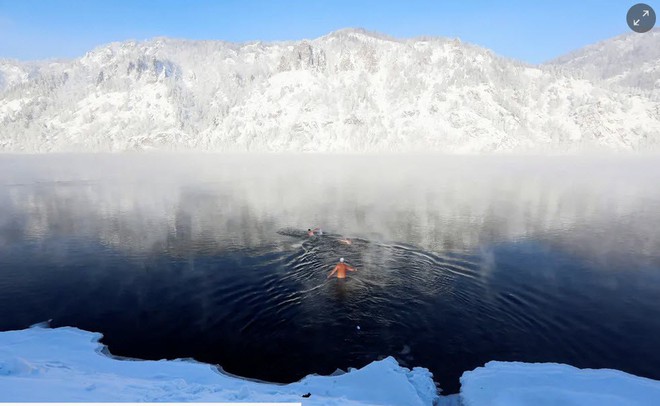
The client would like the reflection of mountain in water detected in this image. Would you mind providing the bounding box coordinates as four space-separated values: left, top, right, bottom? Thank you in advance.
0 155 659 265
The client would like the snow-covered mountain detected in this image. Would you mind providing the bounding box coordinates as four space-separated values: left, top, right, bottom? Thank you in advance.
1 28 659 153
549 28 660 93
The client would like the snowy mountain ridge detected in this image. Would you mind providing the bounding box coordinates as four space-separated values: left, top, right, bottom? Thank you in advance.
548 28 660 91
1 28 659 153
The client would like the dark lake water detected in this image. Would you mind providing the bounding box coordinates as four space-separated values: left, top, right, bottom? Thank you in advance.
1 155 659 394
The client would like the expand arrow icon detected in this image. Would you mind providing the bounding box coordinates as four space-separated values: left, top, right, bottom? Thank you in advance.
633 19 640 26
643 10 650 17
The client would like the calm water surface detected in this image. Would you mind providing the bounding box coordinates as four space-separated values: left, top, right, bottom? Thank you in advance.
1 155 659 394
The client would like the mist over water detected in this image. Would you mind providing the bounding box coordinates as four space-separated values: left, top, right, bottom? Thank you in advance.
1 154 659 393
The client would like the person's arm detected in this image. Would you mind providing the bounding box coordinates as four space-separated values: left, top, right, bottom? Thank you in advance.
348 265 357 272
328 266 338 278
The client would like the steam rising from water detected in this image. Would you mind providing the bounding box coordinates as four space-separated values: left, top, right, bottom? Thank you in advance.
1 154 658 262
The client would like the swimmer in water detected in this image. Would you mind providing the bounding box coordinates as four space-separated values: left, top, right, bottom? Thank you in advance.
327 258 357 279
338 238 352 245
307 227 322 237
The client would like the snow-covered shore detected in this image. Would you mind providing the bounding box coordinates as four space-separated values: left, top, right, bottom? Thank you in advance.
0 326 438 405
1 326 659 405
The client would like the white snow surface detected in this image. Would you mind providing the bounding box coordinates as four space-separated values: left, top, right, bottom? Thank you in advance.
0 326 439 405
2 326 660 405
1 29 659 153
461 361 660 406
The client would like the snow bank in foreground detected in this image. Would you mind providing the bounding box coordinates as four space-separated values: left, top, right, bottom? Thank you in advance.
2 326 660 406
461 361 660 406
0 326 438 405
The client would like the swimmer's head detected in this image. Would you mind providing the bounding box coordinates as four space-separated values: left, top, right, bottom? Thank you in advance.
340 258 344 263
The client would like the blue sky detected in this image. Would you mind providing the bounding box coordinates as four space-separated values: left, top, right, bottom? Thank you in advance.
0 0 648 63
